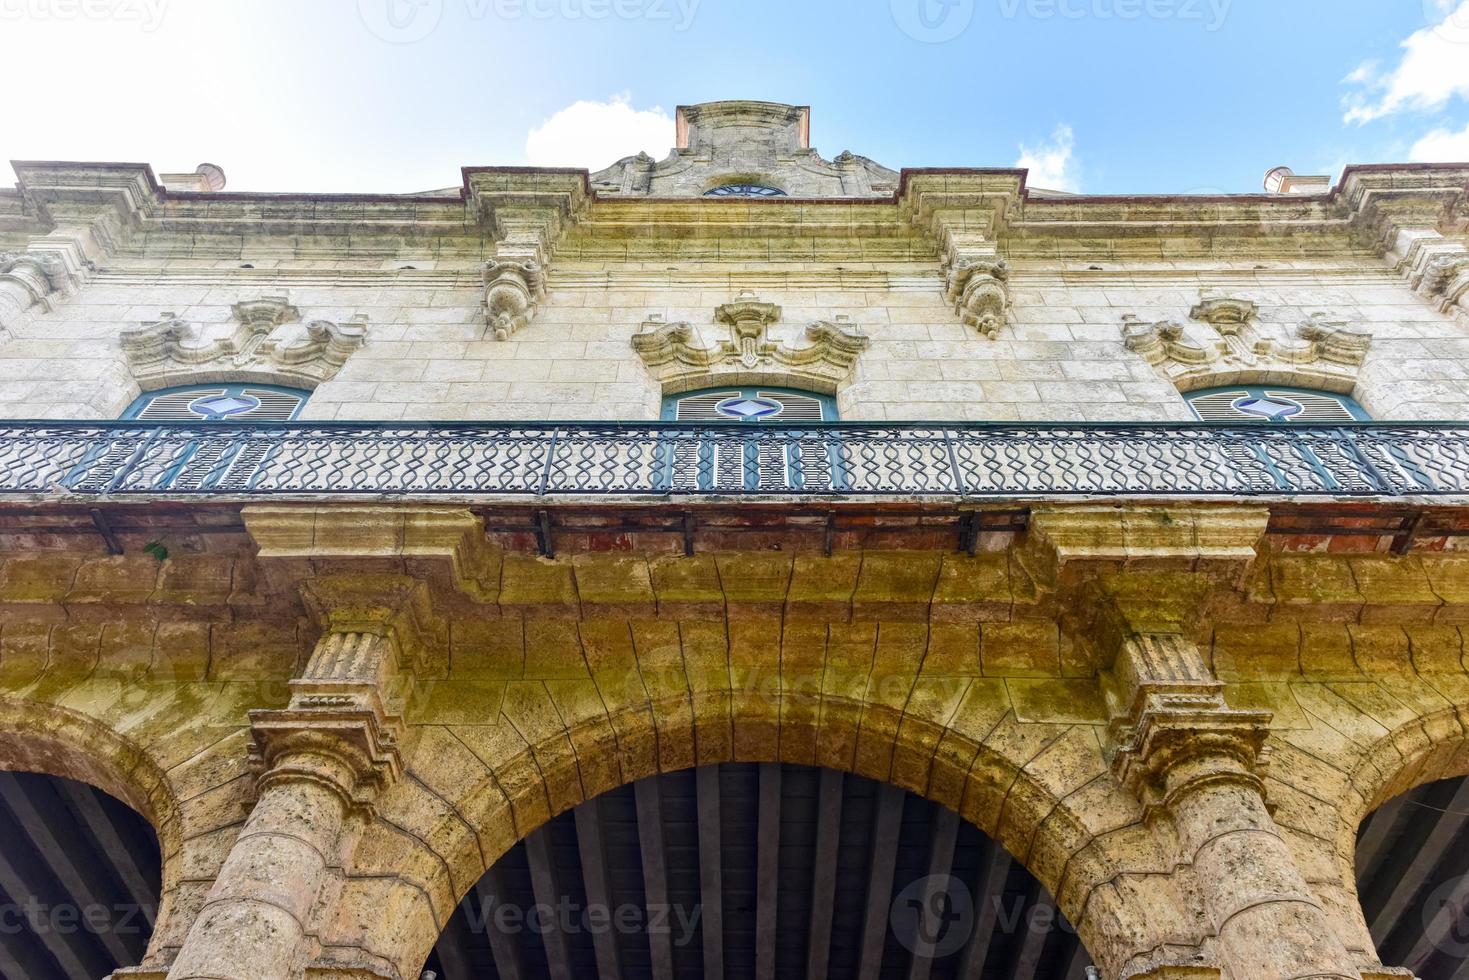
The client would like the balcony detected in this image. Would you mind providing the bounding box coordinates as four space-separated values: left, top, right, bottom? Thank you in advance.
1 420 1467 499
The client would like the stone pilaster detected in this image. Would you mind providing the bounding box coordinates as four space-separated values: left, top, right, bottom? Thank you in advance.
164 577 436 980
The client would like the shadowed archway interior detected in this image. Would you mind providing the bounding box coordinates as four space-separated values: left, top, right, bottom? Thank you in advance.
0 770 162 979
425 762 1092 980
1357 774 1469 979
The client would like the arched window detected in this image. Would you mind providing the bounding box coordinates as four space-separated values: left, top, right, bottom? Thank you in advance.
703 182 787 198
123 383 310 422
661 386 837 422
659 387 839 491
1185 385 1369 423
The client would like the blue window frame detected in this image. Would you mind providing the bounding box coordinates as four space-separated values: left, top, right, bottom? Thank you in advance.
660 387 840 490
123 384 310 422
661 387 837 423
1186 385 1370 424
704 183 787 198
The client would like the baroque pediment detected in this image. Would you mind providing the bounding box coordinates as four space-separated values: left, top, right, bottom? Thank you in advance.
632 290 869 388
120 295 368 386
1123 294 1372 388
588 101 898 199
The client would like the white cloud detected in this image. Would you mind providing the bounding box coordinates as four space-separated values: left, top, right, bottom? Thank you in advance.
1015 125 1079 192
525 95 673 169
1411 122 1469 160
1342 1 1469 124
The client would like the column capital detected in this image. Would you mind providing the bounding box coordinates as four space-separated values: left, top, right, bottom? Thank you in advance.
247 573 445 814
1105 631 1273 814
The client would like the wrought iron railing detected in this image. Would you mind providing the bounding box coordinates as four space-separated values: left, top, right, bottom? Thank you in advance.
0 421 1465 497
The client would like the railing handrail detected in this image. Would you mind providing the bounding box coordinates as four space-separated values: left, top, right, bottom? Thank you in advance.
2 420 1467 498
2 419 1468 432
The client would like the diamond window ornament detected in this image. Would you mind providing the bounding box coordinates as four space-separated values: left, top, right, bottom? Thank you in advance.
189 393 260 418
1233 395 1304 421
705 183 787 198
716 396 783 420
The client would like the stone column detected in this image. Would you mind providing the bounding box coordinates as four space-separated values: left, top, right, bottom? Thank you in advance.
166 582 427 980
1109 632 1363 980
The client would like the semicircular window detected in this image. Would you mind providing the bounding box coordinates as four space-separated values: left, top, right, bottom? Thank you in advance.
704 183 787 198
123 384 310 422
663 387 835 423
1186 385 1369 423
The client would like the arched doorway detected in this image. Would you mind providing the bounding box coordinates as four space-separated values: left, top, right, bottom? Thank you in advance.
423 762 1092 979
1356 773 1469 977
0 771 162 979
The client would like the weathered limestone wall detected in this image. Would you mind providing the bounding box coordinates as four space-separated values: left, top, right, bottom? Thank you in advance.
0 256 1460 423
2 503 1469 978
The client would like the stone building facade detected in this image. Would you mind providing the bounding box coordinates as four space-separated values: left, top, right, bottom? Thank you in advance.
1 101 1469 979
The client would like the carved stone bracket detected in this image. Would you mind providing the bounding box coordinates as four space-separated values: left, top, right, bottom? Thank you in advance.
0 249 75 343
482 259 546 340
1418 253 1469 321
632 290 870 389
1123 294 1372 388
944 252 1011 339
120 295 368 386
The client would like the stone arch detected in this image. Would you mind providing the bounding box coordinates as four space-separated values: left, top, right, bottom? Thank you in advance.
0 697 186 970
326 683 1182 980
659 372 841 397
1263 695 1469 970
1172 369 1361 396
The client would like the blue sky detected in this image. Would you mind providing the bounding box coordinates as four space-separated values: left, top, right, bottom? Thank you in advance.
1 0 1467 194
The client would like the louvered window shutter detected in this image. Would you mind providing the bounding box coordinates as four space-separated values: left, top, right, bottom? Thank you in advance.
661 387 839 491
125 384 310 422
1185 386 1369 424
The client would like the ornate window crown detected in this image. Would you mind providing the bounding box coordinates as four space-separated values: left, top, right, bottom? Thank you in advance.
632 290 869 393
119 295 367 388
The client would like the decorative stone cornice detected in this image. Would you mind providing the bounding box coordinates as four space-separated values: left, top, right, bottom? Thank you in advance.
119 295 368 386
1021 504 1269 590
482 259 546 341
240 504 501 606
632 290 869 390
1123 294 1372 389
